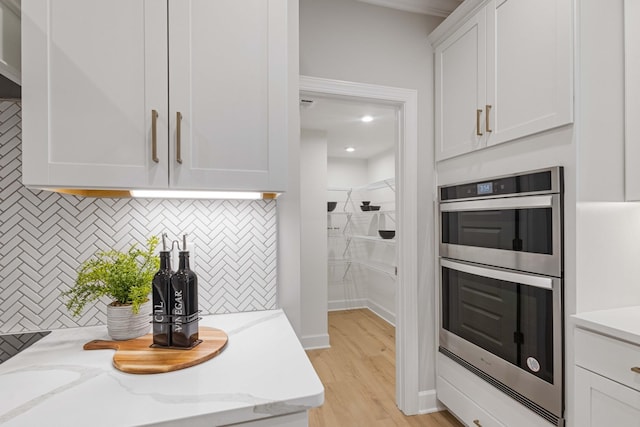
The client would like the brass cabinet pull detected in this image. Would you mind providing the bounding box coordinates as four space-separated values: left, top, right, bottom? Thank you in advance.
176 112 183 164
473 420 482 427
476 109 483 136
151 110 159 163
486 104 492 133
631 367 640 374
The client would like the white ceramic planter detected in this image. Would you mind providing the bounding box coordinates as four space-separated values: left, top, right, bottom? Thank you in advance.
106 300 151 340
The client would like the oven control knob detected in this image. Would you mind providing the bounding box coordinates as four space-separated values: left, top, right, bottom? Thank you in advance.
526 357 541 373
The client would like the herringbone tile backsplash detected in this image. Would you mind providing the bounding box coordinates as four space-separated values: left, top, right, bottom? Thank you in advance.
0 101 277 334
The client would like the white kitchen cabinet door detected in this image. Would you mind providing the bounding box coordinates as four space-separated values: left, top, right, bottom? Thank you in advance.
21 0 169 190
625 0 640 201
575 366 640 427
485 0 573 147
432 0 573 161
434 8 486 161
168 0 288 192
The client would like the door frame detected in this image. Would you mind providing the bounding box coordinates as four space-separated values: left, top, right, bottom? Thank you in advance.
300 75 419 414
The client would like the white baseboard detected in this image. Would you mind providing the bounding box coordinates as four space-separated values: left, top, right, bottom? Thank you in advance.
366 299 396 326
328 298 396 326
300 333 330 350
328 298 367 311
419 389 445 414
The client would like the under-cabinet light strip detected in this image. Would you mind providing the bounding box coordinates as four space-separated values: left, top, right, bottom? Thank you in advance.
130 190 263 200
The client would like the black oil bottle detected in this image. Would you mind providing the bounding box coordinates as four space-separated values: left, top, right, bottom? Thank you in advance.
170 234 199 348
152 233 173 347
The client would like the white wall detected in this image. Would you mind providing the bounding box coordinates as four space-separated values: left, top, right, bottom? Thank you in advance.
368 148 395 183
576 203 640 312
328 157 368 189
364 242 397 324
277 0 301 334
300 130 330 349
300 0 443 394
368 149 396 212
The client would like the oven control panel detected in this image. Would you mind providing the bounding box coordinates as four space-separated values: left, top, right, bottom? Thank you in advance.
440 168 561 201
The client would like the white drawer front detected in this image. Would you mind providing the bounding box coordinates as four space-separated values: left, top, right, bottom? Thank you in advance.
437 375 505 427
575 328 640 392
574 366 640 427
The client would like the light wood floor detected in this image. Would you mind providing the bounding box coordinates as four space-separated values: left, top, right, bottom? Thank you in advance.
306 309 463 427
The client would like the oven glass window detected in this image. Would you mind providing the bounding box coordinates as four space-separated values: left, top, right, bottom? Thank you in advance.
442 207 552 254
442 266 554 383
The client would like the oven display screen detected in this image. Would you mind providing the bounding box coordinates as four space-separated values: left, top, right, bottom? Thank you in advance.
477 182 493 195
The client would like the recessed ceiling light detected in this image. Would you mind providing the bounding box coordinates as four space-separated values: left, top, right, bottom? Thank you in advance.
345 147 356 153
361 115 373 123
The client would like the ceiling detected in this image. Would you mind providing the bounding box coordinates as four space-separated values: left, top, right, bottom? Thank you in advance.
298 1 462 161
300 95 398 160
355 0 463 17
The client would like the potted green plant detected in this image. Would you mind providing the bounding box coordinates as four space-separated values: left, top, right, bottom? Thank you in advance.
62 236 160 340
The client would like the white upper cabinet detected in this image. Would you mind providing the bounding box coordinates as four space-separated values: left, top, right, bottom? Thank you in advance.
21 0 288 193
168 0 287 191
22 0 169 190
485 0 573 147
432 0 573 161
434 8 486 160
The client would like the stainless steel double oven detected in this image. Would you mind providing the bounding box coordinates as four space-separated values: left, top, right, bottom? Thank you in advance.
438 167 564 426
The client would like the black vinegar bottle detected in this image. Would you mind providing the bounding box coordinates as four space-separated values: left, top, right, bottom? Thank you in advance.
170 234 200 348
152 233 173 347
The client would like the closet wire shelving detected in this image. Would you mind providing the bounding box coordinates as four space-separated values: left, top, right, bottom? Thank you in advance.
327 178 397 281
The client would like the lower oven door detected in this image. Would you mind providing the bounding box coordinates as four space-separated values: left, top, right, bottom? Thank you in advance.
439 258 563 422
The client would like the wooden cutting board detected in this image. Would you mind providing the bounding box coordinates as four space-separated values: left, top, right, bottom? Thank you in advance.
84 326 228 374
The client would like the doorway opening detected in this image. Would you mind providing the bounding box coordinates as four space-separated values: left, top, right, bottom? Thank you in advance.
303 95 397 321
299 76 419 414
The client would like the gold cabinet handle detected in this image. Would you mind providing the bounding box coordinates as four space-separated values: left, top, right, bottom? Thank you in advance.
476 109 483 136
473 420 482 427
486 104 492 133
631 367 640 374
176 111 183 164
151 110 159 163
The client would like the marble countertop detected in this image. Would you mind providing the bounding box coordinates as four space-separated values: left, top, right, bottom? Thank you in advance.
0 309 324 426
571 306 640 345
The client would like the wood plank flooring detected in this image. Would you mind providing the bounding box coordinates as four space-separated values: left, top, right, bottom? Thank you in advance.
306 309 463 427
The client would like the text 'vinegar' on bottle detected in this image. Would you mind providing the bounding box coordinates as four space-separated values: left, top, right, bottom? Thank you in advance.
170 236 199 348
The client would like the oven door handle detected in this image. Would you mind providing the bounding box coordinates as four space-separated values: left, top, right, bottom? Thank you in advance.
440 194 554 212
441 259 554 290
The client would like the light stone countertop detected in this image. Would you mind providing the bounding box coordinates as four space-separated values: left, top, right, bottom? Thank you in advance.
571 305 640 345
0 309 324 426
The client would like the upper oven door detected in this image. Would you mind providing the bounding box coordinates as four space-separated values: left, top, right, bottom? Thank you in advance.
440 194 562 277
